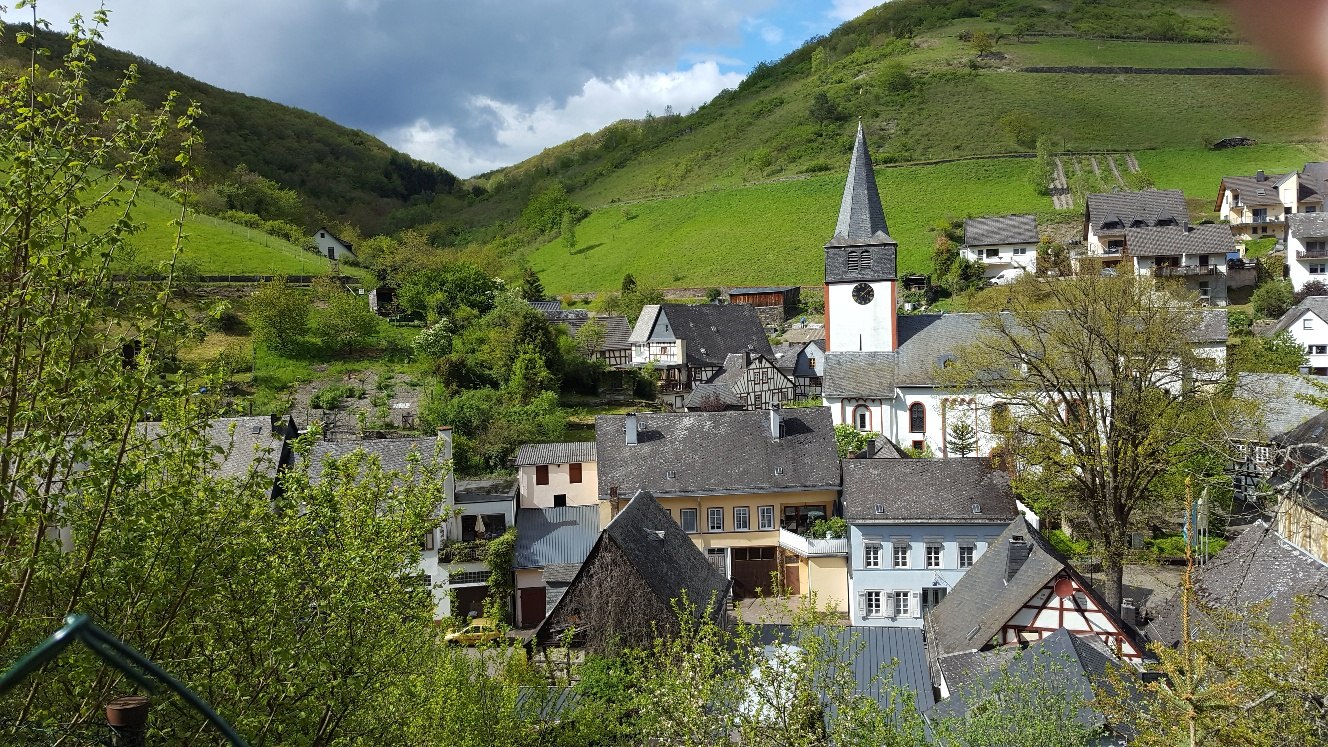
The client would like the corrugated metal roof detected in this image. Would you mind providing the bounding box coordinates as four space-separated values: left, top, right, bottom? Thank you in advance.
514 505 599 568
515 442 597 466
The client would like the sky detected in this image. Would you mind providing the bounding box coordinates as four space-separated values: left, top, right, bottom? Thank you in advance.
14 1 882 177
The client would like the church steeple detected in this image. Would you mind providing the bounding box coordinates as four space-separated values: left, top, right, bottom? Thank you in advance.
827 121 892 247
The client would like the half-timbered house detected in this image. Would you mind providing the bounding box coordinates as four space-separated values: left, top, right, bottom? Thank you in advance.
628 303 773 410
926 515 1144 697
683 352 795 411
772 339 825 399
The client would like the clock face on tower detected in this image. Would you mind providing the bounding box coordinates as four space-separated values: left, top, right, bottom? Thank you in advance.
852 282 874 305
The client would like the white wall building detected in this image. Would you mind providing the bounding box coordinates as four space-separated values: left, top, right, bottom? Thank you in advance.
1271 297 1328 375
1287 212 1328 294
313 227 356 262
1216 164 1328 241
960 214 1039 279
514 441 598 508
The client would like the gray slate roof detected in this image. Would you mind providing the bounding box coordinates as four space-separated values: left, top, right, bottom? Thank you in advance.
594 408 840 498
514 442 597 467
1232 372 1327 439
1271 297 1328 336
529 300 563 315
964 214 1039 247
1218 174 1288 208
1123 223 1234 257
931 628 1122 733
842 458 1018 523
1086 189 1188 231
827 122 892 247
1288 211 1328 239
139 416 294 485
306 436 443 483
514 505 600 569
753 625 936 713
929 516 1139 658
563 314 631 351
1192 309 1229 343
822 351 897 398
630 303 773 367
1147 523 1328 646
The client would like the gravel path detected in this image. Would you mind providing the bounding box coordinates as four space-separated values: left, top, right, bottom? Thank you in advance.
1051 157 1073 210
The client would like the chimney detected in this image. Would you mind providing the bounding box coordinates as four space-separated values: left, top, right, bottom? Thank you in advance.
1006 536 1031 582
625 413 639 445
1256 169 1267 182
1121 597 1140 627
106 696 149 747
866 439 878 458
769 405 783 439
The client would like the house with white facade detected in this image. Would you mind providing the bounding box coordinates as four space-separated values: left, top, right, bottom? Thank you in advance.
628 303 773 410
1125 223 1235 305
844 458 1020 627
312 227 356 261
1271 297 1328 375
513 504 599 629
960 214 1039 279
1216 163 1328 240
515 442 598 508
1082 189 1188 263
1286 212 1328 294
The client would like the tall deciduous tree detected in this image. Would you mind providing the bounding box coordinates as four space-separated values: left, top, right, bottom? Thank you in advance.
942 274 1232 610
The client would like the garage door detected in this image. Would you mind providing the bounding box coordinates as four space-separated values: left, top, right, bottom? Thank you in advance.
730 546 778 598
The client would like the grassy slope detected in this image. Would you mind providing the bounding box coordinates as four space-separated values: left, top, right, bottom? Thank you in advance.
85 187 347 275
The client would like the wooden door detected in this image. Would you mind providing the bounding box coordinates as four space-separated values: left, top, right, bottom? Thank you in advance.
518 586 546 629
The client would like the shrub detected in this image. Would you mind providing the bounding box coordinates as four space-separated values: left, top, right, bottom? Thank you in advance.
1047 528 1089 558
809 516 848 539
1252 280 1296 319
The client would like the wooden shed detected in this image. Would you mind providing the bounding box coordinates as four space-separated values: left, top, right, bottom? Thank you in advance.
726 286 800 312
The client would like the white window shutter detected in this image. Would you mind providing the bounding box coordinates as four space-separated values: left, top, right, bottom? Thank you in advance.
911 591 921 618
885 592 896 618
857 592 866 618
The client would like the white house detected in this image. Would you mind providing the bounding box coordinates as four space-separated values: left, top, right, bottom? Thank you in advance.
1287 212 1328 294
628 303 773 410
961 214 1039 279
313 227 356 262
514 441 598 508
1271 298 1328 375
1216 163 1328 240
1125 223 1235 305
844 458 1020 627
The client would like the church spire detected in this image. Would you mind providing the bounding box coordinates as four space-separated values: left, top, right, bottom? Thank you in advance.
827 121 891 246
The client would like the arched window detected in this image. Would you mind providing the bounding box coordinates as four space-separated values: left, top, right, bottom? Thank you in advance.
853 405 871 432
909 402 926 433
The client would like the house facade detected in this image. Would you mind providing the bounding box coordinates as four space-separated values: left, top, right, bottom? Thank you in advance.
628 303 773 410
772 339 825 399
313 227 356 261
843 458 1020 627
514 505 599 629
960 214 1039 279
1287 212 1328 294
594 407 847 610
515 442 598 508
683 352 796 411
1082 189 1188 263
1271 298 1328 374
1125 223 1235 305
1216 163 1327 240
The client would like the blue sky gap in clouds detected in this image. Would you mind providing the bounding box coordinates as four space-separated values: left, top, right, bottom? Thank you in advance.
12 0 879 176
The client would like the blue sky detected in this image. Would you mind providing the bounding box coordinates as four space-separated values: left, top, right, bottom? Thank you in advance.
17 1 882 176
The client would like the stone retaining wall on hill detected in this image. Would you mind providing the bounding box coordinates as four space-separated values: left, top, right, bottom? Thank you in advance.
1020 65 1279 75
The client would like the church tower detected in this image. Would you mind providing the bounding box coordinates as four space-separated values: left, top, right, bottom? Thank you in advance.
824 123 898 352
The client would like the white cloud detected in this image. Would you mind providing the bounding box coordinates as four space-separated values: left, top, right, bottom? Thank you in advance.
760 24 784 45
828 0 881 22
387 61 744 177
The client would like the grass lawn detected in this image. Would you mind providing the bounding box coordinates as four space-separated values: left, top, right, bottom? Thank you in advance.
1001 38 1271 69
530 157 1048 293
1136 143 1328 214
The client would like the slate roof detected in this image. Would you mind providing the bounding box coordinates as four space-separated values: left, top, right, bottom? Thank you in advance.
770 342 806 373
629 303 773 367
1123 223 1234 257
752 625 936 713
137 416 295 490
514 442 597 467
929 516 1140 659
315 226 353 250
535 491 731 643
682 382 744 410
1146 523 1328 646
1232 373 1327 439
684 352 792 409
842 458 1018 523
930 628 1124 733
562 314 632 351
594 408 840 498
1086 189 1189 232
514 505 600 569
515 686 581 722
822 351 897 398
1271 297 1328 336
894 314 987 385
1192 309 1229 343
455 475 517 504
306 436 444 483
1288 211 1328 239
827 122 892 248
964 214 1039 247
1217 174 1288 209
529 300 563 315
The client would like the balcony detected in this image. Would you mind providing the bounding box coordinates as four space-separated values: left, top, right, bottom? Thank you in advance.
1299 246 1328 259
1152 265 1219 277
778 528 847 557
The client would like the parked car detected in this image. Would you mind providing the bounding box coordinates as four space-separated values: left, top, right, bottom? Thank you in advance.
988 268 1025 286
444 618 505 646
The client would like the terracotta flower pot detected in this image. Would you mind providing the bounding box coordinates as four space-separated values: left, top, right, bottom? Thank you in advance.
105 695 150 729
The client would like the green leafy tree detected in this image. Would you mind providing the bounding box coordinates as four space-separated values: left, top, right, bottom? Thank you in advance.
969 30 997 54
811 46 828 74
248 278 312 354
1000 110 1042 150
809 90 846 124
621 273 638 293
946 419 979 457
1294 279 1328 303
518 267 546 301
1229 329 1308 374
834 423 880 457
1032 135 1055 195
879 62 914 94
311 277 381 353
1252 280 1296 319
561 210 577 252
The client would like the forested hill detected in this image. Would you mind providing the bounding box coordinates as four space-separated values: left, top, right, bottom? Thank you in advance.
0 25 465 235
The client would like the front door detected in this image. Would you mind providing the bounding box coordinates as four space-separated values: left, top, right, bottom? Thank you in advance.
518 586 546 629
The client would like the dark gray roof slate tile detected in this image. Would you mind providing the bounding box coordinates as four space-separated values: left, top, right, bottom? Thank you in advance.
842 458 1018 522
1087 189 1189 231
1124 223 1234 257
964 214 1039 247
514 442 597 466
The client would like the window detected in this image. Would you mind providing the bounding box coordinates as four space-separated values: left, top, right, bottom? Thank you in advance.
421 530 436 551
461 514 506 541
754 392 764 406
569 463 583 483
909 402 926 433
911 440 925 452
985 248 999 258
450 570 488 585
922 588 947 614
892 544 910 568
808 357 816 368
1013 247 1028 255
1307 318 1316 329
926 544 943 568
854 405 871 432
864 590 883 618
535 465 549 485
553 494 567 508
1311 264 1327 275
1310 241 1328 252
864 544 882 568
1253 208 1268 222
1198 281 1210 299
1254 445 1271 464
1310 206 1320 214
708 507 724 532
758 505 775 530
734 507 750 531
893 591 912 617
958 544 975 568
680 508 699 533
1310 345 1328 355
